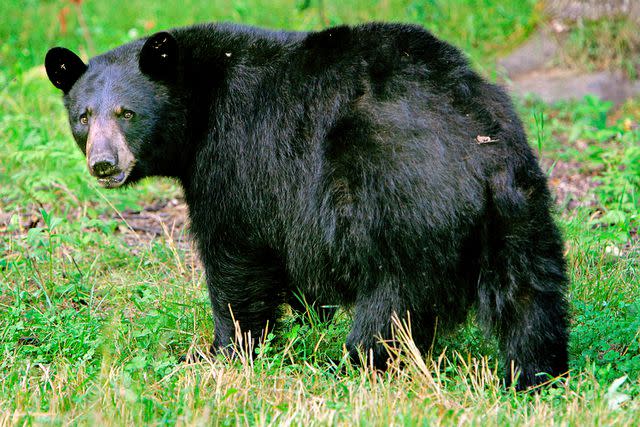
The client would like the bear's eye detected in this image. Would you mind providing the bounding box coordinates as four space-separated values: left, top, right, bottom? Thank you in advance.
122 110 135 120
79 113 88 125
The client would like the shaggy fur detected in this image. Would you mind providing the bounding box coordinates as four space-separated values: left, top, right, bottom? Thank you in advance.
45 22 569 390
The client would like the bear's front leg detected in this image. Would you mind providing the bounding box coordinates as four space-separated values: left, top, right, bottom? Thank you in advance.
203 247 288 356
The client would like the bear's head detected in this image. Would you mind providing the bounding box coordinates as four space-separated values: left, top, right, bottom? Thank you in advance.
45 32 183 188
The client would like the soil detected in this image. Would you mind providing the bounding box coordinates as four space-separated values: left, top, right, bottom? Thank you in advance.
543 158 600 210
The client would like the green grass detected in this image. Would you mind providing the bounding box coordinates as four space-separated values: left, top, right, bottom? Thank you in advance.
1 0 639 424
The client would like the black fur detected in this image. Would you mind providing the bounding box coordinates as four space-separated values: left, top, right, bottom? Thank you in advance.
45 22 569 390
45 47 87 93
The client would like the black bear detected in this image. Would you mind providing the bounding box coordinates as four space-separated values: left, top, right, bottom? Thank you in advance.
45 22 569 390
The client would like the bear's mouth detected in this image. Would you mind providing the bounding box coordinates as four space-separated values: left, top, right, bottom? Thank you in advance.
97 170 128 188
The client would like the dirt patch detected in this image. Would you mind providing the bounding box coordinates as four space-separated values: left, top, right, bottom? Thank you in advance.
103 197 203 268
0 196 198 265
1 198 190 241
107 198 190 246
543 158 600 209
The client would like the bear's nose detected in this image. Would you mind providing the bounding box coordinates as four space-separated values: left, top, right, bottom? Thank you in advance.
91 157 118 178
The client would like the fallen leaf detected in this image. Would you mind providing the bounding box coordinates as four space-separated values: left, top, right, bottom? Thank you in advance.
476 135 499 144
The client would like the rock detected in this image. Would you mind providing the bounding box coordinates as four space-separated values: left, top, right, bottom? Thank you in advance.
508 69 640 104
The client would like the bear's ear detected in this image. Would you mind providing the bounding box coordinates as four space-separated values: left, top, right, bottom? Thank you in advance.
139 31 178 82
45 47 87 93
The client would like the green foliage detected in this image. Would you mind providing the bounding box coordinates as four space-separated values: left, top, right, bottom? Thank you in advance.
522 95 639 239
519 95 639 402
407 0 538 60
571 301 640 383
595 139 640 231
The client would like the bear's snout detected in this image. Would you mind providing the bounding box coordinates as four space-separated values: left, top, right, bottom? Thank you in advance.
85 119 135 188
87 134 120 178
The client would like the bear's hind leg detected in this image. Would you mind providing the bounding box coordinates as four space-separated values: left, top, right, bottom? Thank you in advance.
500 289 568 390
479 179 569 390
479 260 569 389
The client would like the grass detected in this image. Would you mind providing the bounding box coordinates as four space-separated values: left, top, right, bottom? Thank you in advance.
559 17 640 79
1 0 639 424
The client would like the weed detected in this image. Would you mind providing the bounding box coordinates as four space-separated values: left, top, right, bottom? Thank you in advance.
560 17 640 79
